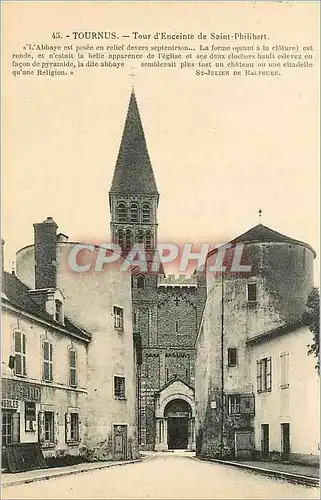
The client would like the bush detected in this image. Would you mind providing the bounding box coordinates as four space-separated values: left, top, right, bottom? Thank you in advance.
45 454 86 468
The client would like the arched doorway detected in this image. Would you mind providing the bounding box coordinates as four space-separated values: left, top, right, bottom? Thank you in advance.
164 399 191 450
154 379 196 451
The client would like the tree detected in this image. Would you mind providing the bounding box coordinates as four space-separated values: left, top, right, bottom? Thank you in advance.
303 287 320 374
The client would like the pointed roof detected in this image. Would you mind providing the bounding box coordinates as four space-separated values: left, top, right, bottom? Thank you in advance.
110 89 158 195
231 224 315 254
156 376 195 394
208 224 316 258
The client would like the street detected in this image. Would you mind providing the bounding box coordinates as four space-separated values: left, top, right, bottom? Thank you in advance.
2 452 319 499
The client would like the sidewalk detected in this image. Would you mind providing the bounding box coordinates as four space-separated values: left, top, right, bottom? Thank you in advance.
196 457 320 487
1 457 142 488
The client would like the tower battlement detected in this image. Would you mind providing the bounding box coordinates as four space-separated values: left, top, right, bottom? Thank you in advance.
157 274 197 288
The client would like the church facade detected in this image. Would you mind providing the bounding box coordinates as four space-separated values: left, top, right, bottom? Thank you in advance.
108 90 206 450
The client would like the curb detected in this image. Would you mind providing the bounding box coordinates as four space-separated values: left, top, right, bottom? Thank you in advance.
2 457 143 488
194 457 319 487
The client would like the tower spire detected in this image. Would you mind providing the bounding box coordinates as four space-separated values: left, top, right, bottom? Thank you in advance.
109 89 158 195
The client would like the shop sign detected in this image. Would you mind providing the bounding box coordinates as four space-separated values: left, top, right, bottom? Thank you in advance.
2 379 41 402
1 399 19 410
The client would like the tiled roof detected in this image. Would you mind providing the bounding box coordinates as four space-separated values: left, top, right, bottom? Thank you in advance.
109 89 159 195
156 376 194 394
208 224 316 257
246 321 303 345
2 271 91 342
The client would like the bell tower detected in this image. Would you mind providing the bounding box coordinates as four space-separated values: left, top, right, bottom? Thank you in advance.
109 88 159 252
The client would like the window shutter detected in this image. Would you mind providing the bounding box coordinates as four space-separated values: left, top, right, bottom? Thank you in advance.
284 353 289 387
267 357 272 391
12 412 20 443
69 350 77 387
49 344 53 381
55 412 59 444
240 395 255 415
256 360 262 393
65 413 71 443
38 411 45 443
78 414 82 442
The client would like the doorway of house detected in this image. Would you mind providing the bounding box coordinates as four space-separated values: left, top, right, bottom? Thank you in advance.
281 423 290 460
164 399 192 450
167 417 188 449
113 425 127 460
261 424 269 459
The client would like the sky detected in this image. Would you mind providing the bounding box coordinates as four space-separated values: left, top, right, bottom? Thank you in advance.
2 1 320 282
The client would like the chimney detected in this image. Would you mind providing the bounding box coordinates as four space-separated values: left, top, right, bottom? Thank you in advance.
33 217 58 289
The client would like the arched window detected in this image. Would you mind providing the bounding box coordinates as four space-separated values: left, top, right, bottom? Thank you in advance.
142 203 151 223
125 230 133 251
138 230 144 245
116 229 124 249
130 203 139 222
137 276 145 289
116 203 127 223
145 231 152 249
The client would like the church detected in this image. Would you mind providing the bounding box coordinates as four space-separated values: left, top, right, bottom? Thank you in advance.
108 89 207 451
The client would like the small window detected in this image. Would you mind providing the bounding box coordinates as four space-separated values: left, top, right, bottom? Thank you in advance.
130 203 139 222
142 203 151 222
175 320 179 334
114 376 126 399
228 394 241 415
69 349 77 387
43 341 53 382
228 348 237 367
117 229 124 249
70 413 79 441
133 309 139 330
166 368 169 381
25 402 36 432
257 357 272 393
125 230 133 251
116 203 127 223
145 231 152 249
247 283 257 302
44 411 54 444
14 331 27 376
137 276 145 289
114 306 124 331
55 299 63 322
138 230 144 244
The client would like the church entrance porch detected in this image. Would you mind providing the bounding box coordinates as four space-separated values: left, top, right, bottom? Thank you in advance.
154 379 196 452
165 399 190 450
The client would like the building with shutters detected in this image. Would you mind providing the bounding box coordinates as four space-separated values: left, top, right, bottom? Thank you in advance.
3 215 140 468
1 267 89 467
195 224 319 465
14 219 140 463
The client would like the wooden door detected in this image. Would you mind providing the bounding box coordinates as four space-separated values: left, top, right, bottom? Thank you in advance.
113 425 127 460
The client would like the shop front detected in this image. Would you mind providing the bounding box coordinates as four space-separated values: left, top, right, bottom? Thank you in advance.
1 378 42 469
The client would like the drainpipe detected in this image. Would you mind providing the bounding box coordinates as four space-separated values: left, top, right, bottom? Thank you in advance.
220 273 224 454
